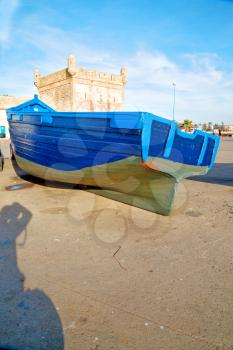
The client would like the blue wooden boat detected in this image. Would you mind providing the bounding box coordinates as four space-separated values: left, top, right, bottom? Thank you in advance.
7 95 220 215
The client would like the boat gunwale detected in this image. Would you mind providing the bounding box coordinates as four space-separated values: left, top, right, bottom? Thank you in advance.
7 96 220 172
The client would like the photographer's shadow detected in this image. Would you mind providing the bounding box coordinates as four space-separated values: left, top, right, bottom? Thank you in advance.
0 202 64 350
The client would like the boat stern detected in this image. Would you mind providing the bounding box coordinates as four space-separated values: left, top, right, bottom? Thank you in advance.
141 113 220 181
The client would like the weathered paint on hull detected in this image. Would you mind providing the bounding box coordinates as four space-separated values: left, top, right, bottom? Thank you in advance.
15 155 177 215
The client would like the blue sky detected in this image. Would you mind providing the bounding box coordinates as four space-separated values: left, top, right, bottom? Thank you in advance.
0 0 233 123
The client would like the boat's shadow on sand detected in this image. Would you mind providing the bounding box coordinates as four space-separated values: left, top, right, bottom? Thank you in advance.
188 163 233 187
11 158 101 191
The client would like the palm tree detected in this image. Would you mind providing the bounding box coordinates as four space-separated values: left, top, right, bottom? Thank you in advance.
181 119 193 132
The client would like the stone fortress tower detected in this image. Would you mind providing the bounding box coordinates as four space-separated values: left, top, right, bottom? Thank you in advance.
34 55 127 112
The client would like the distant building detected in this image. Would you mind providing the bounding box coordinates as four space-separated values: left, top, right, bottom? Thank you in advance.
0 95 29 139
34 55 127 112
193 123 233 136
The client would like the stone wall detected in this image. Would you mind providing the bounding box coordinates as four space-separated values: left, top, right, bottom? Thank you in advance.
0 95 29 110
34 55 127 112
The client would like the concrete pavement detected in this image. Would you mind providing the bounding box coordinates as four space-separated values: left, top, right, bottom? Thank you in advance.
0 139 232 350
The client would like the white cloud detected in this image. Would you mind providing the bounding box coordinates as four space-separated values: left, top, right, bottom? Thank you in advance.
17 18 117 73
124 51 233 123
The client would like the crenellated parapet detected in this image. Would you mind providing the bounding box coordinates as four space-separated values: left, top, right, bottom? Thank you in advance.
33 55 127 112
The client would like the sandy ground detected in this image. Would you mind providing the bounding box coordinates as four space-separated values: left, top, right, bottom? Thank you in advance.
0 138 232 350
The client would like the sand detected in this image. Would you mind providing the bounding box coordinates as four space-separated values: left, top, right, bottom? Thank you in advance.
0 138 232 349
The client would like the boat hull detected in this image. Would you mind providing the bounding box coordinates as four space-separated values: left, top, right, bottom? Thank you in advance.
7 95 220 215
15 154 177 215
